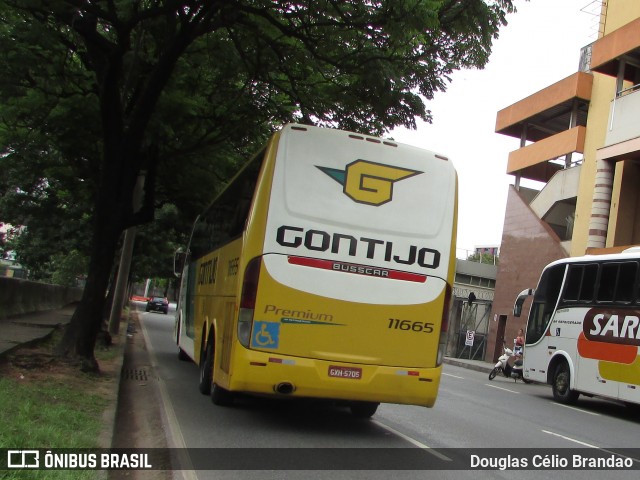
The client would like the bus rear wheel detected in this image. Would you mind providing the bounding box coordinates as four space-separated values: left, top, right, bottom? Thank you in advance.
552 362 579 404
350 402 379 418
198 342 213 395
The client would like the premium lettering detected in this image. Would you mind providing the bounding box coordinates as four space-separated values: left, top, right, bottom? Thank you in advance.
276 225 440 269
264 304 333 322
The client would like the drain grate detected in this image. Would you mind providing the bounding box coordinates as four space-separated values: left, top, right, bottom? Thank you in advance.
122 368 148 381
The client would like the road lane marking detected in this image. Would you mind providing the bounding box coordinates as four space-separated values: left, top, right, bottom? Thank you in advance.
484 384 520 394
542 429 597 448
542 430 640 464
371 420 451 462
442 372 465 379
553 402 600 416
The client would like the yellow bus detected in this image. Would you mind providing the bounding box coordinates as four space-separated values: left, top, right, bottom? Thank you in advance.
174 124 457 417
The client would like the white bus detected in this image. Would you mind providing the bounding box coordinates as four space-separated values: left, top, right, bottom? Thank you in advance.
174 124 458 417
513 248 640 407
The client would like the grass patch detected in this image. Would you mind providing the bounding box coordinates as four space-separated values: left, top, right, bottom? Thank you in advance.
0 376 107 447
0 325 123 479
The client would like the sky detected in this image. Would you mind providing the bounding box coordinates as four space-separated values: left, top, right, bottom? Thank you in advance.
390 0 600 257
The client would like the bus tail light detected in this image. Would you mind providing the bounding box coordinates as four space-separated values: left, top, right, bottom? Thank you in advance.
436 284 453 366
237 257 262 347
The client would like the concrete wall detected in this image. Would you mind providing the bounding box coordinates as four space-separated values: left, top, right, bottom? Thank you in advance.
0 277 83 320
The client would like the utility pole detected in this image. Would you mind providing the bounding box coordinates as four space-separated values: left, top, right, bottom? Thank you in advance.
108 172 146 336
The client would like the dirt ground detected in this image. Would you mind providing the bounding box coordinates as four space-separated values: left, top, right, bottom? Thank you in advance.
0 326 120 409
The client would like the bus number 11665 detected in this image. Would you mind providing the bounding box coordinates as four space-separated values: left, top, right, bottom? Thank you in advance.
388 318 434 333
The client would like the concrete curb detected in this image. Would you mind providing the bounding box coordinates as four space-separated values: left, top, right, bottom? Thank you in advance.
97 311 131 451
443 357 495 374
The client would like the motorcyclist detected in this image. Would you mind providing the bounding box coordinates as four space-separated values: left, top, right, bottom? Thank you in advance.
514 328 525 357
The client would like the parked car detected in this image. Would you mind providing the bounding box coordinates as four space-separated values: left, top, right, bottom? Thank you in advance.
146 296 169 314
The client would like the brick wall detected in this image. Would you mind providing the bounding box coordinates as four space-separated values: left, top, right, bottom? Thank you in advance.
486 186 567 362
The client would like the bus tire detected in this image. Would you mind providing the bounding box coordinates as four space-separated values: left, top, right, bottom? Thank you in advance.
211 382 234 406
350 402 379 418
624 402 640 415
488 367 500 380
552 362 579 404
198 341 213 395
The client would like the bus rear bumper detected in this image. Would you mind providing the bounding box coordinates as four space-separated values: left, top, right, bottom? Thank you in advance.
227 349 442 408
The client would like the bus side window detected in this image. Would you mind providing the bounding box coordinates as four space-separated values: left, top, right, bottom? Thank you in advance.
563 266 582 302
562 264 598 305
597 262 638 304
597 264 617 302
579 265 598 302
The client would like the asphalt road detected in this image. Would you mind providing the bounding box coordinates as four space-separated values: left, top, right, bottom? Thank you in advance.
138 309 640 480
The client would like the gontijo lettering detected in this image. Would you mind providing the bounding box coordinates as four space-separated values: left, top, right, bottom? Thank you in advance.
198 257 218 285
276 225 440 269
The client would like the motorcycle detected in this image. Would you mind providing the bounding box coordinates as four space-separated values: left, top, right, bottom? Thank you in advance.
488 344 531 383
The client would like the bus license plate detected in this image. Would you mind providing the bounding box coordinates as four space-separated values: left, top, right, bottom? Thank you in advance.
328 365 362 379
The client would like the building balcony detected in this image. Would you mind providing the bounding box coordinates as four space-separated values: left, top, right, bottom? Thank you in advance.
495 72 592 142
506 126 586 182
591 15 640 162
590 16 640 83
598 86 640 162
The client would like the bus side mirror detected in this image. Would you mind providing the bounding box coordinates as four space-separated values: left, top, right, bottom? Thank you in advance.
174 249 188 278
513 288 534 317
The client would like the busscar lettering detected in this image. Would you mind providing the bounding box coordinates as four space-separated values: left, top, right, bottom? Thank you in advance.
332 263 389 278
583 308 640 346
276 225 440 269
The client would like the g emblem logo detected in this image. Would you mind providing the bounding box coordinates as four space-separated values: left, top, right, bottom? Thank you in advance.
317 160 421 206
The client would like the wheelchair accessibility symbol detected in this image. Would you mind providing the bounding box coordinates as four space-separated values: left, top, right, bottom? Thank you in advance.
252 321 280 349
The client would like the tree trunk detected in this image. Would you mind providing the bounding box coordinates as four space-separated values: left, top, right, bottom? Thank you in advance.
56 191 124 372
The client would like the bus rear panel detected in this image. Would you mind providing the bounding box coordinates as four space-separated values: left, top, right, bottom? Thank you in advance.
231 125 457 407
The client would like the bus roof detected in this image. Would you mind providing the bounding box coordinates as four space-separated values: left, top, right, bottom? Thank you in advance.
544 247 640 270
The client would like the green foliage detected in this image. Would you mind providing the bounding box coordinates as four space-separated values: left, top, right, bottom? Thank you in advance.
50 250 88 287
467 252 499 265
0 0 518 362
131 204 183 282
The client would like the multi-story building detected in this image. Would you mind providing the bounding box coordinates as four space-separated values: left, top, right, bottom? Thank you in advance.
488 0 640 361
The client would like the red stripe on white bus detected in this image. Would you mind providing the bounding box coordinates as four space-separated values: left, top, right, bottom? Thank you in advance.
287 256 427 283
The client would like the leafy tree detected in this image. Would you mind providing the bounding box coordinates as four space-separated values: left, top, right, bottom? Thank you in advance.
467 252 499 265
0 0 517 371
50 250 89 287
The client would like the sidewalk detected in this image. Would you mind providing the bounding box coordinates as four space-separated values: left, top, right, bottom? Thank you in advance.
0 303 77 356
444 356 495 374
